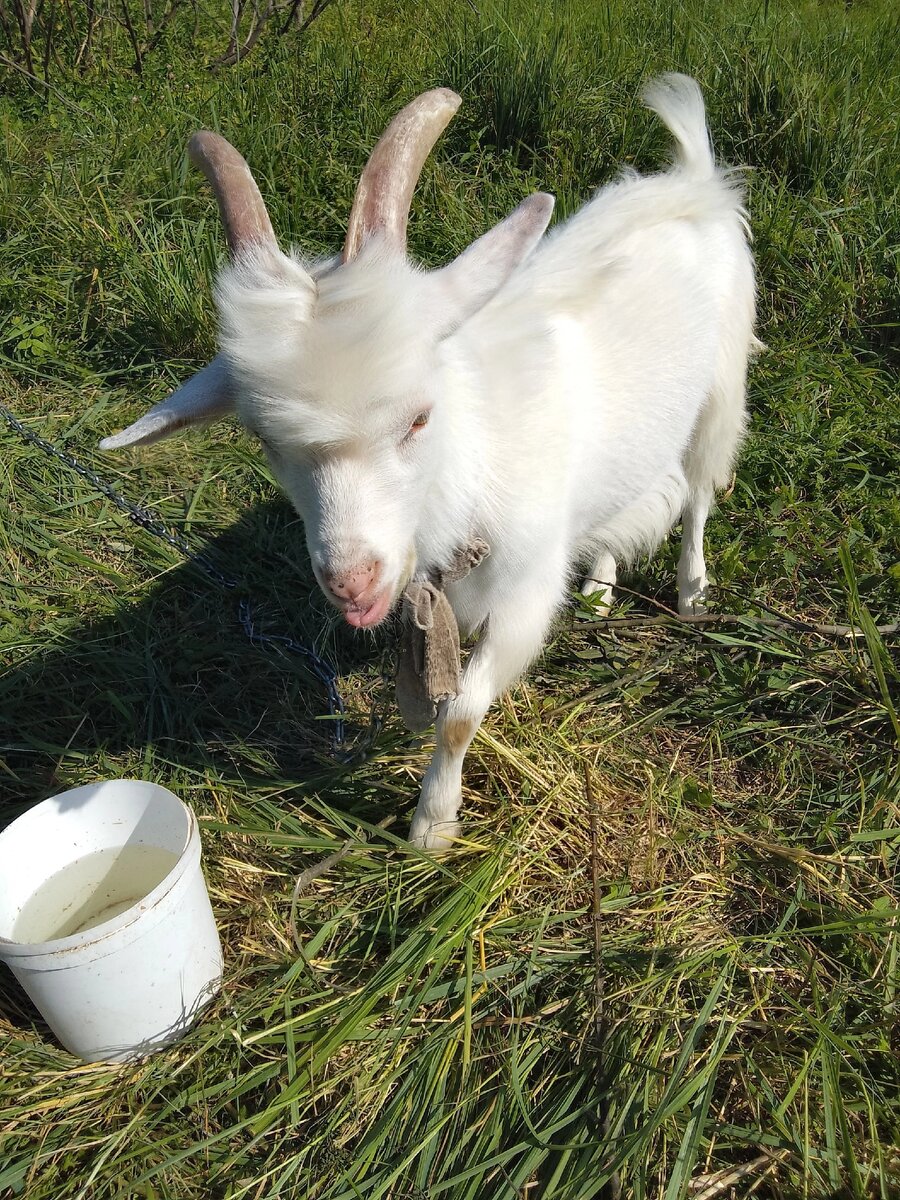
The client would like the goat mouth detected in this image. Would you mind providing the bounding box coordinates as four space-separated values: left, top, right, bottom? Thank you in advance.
341 588 394 629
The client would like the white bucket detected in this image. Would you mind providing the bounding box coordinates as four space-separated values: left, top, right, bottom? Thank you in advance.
0 780 223 1062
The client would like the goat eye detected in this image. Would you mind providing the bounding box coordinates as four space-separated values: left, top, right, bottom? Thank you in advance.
400 409 431 446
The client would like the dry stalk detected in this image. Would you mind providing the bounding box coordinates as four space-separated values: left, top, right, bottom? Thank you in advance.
690 1148 790 1199
584 759 621 1200
587 610 899 639
288 815 396 992
581 579 898 638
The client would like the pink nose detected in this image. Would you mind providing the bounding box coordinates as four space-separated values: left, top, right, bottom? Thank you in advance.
323 561 382 603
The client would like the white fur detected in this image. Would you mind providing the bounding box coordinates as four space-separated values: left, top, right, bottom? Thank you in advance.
119 76 757 847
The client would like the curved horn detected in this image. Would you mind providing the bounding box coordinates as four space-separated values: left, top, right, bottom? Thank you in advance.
342 88 462 263
188 130 276 257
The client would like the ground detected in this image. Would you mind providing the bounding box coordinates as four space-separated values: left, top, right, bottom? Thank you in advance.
0 0 898 1195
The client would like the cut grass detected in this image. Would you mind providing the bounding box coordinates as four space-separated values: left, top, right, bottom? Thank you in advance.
1 0 899 1195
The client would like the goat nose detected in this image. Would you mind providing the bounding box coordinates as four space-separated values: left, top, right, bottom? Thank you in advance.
324 562 381 603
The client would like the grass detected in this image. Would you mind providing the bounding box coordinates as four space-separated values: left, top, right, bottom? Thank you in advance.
1 0 899 1195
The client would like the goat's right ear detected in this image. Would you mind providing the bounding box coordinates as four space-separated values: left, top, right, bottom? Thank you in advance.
433 192 554 335
99 354 234 450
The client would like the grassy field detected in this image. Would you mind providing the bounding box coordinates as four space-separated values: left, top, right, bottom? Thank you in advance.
1 0 899 1195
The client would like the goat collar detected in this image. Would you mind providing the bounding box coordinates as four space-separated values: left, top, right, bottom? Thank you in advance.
396 538 490 733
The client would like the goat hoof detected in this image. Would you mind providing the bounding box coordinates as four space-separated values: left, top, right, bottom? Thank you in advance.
678 590 708 617
408 815 461 853
580 580 613 616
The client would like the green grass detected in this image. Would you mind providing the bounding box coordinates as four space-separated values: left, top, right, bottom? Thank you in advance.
1 0 899 1196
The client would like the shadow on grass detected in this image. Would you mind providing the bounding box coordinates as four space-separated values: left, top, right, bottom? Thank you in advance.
0 497 410 1040
0 498 399 826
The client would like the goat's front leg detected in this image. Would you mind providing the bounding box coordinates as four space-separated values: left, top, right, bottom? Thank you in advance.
408 578 562 850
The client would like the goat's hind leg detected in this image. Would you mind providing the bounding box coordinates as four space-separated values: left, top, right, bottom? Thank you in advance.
581 547 617 614
678 340 750 616
677 488 712 615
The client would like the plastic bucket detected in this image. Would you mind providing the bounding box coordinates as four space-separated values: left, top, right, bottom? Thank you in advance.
0 780 223 1062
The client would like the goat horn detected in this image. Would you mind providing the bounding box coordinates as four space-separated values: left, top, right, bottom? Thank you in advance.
343 88 462 263
188 130 277 256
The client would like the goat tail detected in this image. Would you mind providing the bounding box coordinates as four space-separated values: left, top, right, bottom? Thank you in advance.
642 73 715 179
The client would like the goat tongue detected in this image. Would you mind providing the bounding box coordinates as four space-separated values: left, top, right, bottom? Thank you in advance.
343 590 393 629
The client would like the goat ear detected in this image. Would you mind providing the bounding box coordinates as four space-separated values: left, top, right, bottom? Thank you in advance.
433 192 554 334
99 354 234 450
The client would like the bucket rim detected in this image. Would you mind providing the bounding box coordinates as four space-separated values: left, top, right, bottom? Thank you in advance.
0 780 201 959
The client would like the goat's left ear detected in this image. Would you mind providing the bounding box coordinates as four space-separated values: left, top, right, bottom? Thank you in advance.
99 355 235 450
433 192 554 334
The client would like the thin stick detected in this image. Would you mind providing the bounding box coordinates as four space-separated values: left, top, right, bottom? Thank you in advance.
585 761 603 1018
0 51 97 117
290 815 395 955
584 611 899 639
117 0 143 73
583 760 621 1200
692 1149 789 1200
580 580 898 640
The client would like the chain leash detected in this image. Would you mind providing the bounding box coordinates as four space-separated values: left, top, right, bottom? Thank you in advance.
0 402 345 748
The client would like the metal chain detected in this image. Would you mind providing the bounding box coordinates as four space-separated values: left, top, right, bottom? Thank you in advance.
236 599 345 747
0 402 345 747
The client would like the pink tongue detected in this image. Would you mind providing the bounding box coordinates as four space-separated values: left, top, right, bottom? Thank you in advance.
344 590 392 628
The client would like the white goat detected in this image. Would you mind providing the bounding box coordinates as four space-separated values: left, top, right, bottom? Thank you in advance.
102 75 756 848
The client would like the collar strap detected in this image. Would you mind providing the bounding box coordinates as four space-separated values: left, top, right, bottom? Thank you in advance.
396 538 490 732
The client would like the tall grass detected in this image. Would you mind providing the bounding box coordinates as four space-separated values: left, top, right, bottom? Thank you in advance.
441 9 576 157
1 0 898 1195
